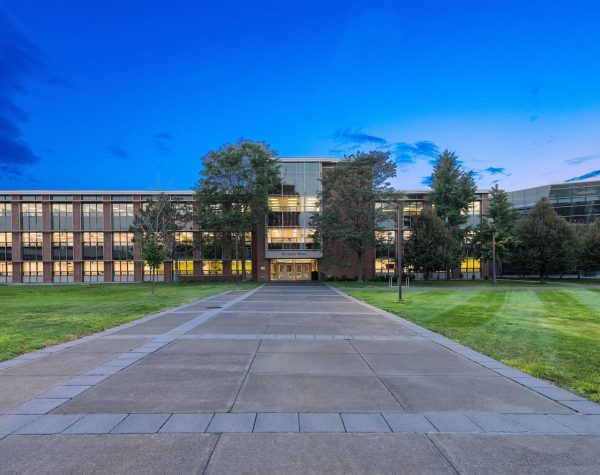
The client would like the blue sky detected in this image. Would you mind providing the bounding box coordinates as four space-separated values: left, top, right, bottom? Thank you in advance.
1 0 599 191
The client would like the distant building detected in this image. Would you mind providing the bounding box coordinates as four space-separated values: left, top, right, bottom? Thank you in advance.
507 181 600 225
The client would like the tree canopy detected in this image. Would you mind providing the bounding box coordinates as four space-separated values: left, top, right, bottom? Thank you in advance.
404 207 461 278
314 150 396 281
513 197 576 281
195 140 280 278
576 219 600 274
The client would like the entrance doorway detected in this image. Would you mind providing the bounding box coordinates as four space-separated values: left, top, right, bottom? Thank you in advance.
270 259 318 281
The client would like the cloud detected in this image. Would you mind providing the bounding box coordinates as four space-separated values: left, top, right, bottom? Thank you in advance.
564 152 600 166
420 176 432 186
0 8 45 177
333 128 387 145
565 169 600 183
108 144 128 158
395 141 439 165
485 167 508 176
154 132 172 156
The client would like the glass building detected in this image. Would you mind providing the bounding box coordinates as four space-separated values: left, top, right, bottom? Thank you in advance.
508 181 600 224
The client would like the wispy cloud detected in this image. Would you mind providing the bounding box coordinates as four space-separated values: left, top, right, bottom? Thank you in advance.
154 132 172 156
108 144 128 159
565 169 600 183
420 176 432 186
395 141 439 165
0 8 44 178
333 128 387 145
485 167 509 176
564 152 600 166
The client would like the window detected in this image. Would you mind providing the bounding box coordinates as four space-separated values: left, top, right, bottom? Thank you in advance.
0 233 12 261
82 203 104 230
375 258 396 275
21 232 43 260
83 232 104 260
53 261 74 283
466 201 481 216
52 203 74 230
175 231 194 259
202 260 223 275
175 260 193 276
22 261 43 283
113 261 134 282
231 260 252 275
267 227 318 250
0 261 12 283
143 263 164 282
52 232 74 260
21 203 42 231
113 232 134 260
460 258 481 275
83 261 104 282
0 203 11 231
112 203 133 230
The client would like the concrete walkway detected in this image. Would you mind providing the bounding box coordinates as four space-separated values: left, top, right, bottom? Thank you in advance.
1 283 599 474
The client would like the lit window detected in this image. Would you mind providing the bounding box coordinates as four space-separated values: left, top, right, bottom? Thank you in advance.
53 261 74 283
113 261 135 282
22 261 43 283
83 261 104 282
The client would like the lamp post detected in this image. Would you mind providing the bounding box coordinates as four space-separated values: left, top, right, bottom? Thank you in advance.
396 198 404 302
488 218 497 287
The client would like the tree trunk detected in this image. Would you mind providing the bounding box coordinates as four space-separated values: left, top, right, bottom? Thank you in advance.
240 233 247 281
357 251 364 282
152 268 156 295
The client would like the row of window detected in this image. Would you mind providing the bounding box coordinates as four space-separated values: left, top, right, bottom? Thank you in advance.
0 260 250 283
0 232 196 261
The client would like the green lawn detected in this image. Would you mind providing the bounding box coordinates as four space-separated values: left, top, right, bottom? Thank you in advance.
332 278 600 289
0 282 258 362
344 287 600 403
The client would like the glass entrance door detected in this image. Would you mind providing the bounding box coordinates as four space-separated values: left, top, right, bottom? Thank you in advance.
270 259 317 281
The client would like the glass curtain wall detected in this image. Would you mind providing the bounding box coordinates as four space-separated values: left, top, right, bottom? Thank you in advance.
267 162 321 250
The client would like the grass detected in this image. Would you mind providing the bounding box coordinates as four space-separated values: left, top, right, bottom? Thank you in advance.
344 286 600 403
332 278 600 289
0 282 258 362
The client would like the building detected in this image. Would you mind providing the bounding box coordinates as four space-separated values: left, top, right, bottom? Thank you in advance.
0 157 491 284
507 180 600 225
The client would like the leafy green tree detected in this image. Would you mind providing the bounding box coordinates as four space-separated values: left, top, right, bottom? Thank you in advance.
131 193 188 293
477 185 520 275
195 140 280 279
513 198 576 281
576 219 600 276
314 151 396 282
428 150 477 278
404 207 461 279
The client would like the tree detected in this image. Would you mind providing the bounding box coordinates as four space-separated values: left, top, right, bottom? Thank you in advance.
429 150 477 233
428 150 477 278
576 219 600 276
130 193 188 294
314 151 396 282
404 207 461 279
476 185 520 276
195 140 280 279
513 198 576 282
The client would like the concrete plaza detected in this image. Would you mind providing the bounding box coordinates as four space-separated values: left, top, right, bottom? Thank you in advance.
1 283 599 474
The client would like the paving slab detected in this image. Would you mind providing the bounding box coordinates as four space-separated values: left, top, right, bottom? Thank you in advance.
559 399 600 414
382 375 571 413
160 414 214 433
205 433 455 474
362 352 495 376
8 398 69 415
382 413 437 433
15 414 83 434
111 414 170 433
122 352 253 374
207 413 256 433
507 414 575 433
258 340 354 353
41 385 91 399
54 371 245 413
62 414 127 434
549 415 600 433
234 374 403 412
351 340 454 355
466 412 527 433
0 434 217 474
60 338 151 354
1 352 118 377
0 415 39 435
249 352 373 376
341 413 391 432
425 413 484 433
254 413 299 432
299 413 345 432
431 434 600 474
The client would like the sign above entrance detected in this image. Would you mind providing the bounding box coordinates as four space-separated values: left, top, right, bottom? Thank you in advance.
266 250 323 259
